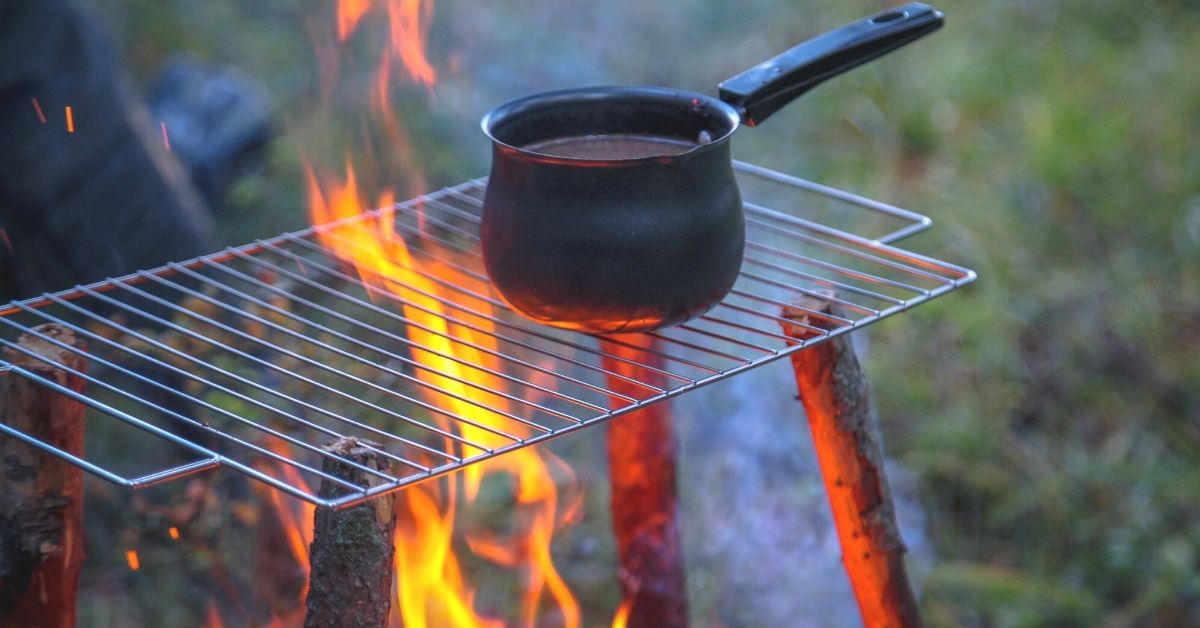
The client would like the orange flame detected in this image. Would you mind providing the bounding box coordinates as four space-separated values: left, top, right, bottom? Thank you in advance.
244 2 582 625
125 549 140 571
611 597 633 628
335 0 436 87
337 0 372 41
305 162 581 627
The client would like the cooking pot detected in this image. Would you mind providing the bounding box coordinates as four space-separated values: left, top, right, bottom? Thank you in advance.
481 3 943 333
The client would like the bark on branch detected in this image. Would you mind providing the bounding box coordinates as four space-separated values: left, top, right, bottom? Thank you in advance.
780 295 921 628
601 335 689 628
0 323 88 628
304 437 396 628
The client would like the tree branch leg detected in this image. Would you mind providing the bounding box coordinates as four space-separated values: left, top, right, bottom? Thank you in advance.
601 335 689 628
779 295 921 628
0 323 88 628
304 437 396 628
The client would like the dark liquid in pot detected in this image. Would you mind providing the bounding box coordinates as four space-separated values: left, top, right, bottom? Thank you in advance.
523 134 699 160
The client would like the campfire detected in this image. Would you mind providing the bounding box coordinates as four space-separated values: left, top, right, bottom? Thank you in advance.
0 1 974 626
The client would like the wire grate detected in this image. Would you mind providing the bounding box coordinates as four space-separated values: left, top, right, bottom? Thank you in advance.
0 161 974 508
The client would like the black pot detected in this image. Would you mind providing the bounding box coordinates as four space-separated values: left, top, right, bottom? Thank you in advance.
481 3 943 333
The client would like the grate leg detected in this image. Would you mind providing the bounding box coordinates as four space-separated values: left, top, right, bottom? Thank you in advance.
0 324 88 626
601 336 689 627
304 437 396 628
780 293 921 627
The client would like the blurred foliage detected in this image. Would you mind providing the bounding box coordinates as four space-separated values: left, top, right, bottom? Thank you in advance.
70 0 1200 625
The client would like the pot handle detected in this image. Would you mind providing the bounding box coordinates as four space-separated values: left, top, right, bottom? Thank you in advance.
718 3 943 126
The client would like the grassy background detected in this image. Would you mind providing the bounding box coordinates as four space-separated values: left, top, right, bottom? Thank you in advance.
76 0 1200 625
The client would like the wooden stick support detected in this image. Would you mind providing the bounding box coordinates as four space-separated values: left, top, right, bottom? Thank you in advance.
779 294 922 628
304 437 396 628
601 336 689 628
0 323 88 628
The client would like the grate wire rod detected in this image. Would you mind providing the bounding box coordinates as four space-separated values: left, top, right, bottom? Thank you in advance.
712 300 829 332
0 165 977 506
243 243 652 405
745 240 931 296
385 201 796 360
79 284 484 458
107 277 512 452
359 210 764 368
731 160 933 244
37 292 440 472
295 229 713 381
177 261 589 424
0 363 219 485
0 334 377 499
289 227 680 392
388 204 868 336
6 302 423 481
742 252 908 304
214 250 616 415
744 206 971 281
380 214 800 345
736 267 881 317
143 267 558 436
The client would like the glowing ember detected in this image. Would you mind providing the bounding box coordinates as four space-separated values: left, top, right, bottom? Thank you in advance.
64 106 75 133
205 601 225 628
0 229 12 253
167 526 180 540
125 549 140 571
160 122 171 150
31 98 46 124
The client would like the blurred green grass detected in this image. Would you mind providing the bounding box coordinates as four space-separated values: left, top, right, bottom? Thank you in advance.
82 0 1200 625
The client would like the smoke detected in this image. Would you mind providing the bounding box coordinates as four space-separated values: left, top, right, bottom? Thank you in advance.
671 334 932 627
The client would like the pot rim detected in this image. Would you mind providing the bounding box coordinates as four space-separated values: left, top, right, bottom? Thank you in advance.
480 85 742 164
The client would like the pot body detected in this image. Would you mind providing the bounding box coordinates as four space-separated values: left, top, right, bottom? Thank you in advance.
481 87 745 333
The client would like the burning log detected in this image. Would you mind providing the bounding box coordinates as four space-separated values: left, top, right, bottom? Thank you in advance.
779 294 922 628
601 336 689 628
304 437 396 628
0 324 87 627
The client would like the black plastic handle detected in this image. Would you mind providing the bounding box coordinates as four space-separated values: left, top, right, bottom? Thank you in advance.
718 3 943 126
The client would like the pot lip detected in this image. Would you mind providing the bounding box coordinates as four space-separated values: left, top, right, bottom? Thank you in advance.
480 85 741 165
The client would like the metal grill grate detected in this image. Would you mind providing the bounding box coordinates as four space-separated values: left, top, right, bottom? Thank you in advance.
0 161 974 508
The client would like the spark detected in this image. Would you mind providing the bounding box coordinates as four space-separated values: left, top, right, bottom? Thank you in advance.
160 122 171 150
125 549 141 571
168 526 180 540
65 106 74 133
0 229 12 253
31 98 46 124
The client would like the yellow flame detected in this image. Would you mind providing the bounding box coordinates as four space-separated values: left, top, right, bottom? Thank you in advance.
611 597 633 628
304 162 580 627
253 2 582 624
